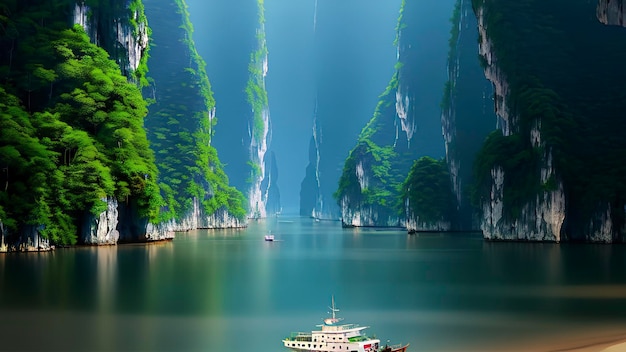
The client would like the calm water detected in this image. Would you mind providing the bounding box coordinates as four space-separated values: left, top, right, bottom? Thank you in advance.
2 217 626 351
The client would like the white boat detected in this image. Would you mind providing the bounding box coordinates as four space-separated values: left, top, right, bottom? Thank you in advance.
264 234 275 241
282 297 409 352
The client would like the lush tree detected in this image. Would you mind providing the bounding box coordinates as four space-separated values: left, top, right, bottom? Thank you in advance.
0 0 162 245
402 157 455 225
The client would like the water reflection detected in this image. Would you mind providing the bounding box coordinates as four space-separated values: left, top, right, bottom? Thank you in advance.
2 219 626 350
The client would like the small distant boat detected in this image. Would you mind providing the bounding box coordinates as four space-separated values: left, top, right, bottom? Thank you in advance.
282 297 409 352
264 234 275 241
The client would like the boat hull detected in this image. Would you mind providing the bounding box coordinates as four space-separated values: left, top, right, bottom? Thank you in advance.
381 343 409 352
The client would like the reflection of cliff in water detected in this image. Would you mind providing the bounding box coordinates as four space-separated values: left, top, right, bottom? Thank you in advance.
1 222 626 350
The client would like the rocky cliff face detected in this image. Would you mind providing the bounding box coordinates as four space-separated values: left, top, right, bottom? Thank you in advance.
474 4 567 242
480 155 566 242
405 217 451 233
261 152 281 216
145 198 245 236
300 106 332 219
300 128 322 218
300 0 402 220
335 0 452 228
80 198 120 245
182 0 279 219
73 0 168 245
73 0 149 84
73 0 248 246
441 0 496 230
0 221 6 252
597 0 626 26
0 0 165 251
142 0 247 231
0 224 52 252
246 1 280 218
473 0 626 242
591 0 626 242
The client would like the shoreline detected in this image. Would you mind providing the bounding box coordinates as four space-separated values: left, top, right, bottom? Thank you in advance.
518 330 626 352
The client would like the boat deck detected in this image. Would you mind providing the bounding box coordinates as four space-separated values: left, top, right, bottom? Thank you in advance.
284 333 313 342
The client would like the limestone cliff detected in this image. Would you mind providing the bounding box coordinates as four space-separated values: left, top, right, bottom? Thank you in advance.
262 152 282 216
246 0 280 218
300 0 402 220
141 0 247 231
441 0 495 230
73 0 176 244
73 0 150 85
597 0 626 26
473 4 568 242
81 198 120 245
1 0 164 251
184 0 279 219
0 0 247 251
79 0 250 243
71 0 171 244
473 0 626 242
0 223 54 252
335 0 452 228
402 157 456 233
300 128 322 218
0 221 6 252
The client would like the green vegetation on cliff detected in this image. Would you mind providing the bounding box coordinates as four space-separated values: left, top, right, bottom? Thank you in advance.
335 0 453 225
81 0 151 86
127 0 151 87
471 0 626 238
333 1 408 218
402 157 455 224
243 0 269 190
473 130 543 219
144 0 246 222
440 0 462 111
0 1 161 244
335 71 408 214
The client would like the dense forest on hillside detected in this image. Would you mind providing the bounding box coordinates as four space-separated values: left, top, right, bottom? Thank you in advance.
0 1 161 244
472 0 626 240
0 0 247 249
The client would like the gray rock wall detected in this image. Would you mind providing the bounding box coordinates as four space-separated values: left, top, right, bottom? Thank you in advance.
80 198 120 245
73 1 149 78
597 0 626 26
474 1 626 242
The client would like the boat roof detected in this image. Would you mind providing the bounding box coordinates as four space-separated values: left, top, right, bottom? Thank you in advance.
315 323 368 333
293 297 372 334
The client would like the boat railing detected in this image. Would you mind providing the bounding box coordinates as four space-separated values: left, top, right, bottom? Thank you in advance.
285 332 313 342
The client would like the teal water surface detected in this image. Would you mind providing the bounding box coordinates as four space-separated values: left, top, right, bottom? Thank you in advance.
2 217 626 351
